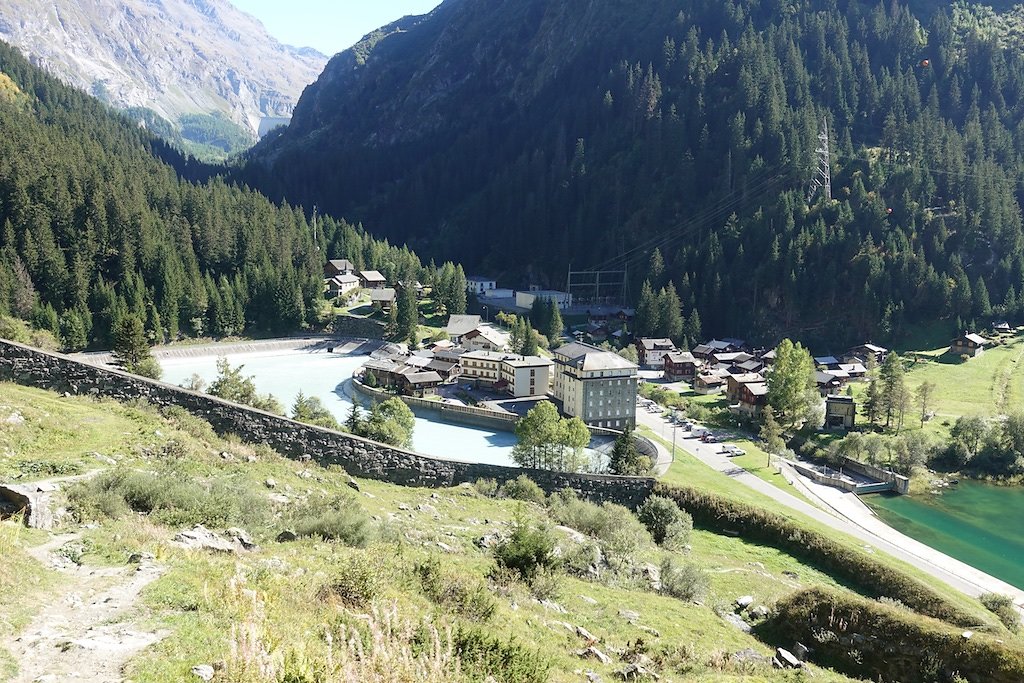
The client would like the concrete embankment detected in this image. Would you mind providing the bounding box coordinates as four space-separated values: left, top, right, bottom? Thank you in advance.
74 336 384 366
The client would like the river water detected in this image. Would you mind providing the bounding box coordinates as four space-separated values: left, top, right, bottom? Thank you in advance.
865 481 1024 590
159 346 612 469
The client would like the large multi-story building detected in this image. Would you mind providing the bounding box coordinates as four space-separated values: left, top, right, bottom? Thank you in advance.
552 342 638 429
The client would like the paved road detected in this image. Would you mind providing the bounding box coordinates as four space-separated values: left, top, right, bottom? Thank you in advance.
635 406 1024 606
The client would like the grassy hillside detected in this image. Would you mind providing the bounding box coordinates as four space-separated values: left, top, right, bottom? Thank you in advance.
0 382 1018 681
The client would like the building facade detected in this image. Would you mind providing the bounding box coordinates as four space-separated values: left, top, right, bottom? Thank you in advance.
552 342 638 429
499 356 553 397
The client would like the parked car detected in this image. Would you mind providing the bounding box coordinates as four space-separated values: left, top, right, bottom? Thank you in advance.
722 445 746 457
700 433 718 443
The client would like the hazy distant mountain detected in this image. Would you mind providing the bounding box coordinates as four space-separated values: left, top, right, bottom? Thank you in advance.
0 0 327 156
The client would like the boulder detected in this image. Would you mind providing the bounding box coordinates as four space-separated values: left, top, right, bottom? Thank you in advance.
276 529 298 542
618 609 640 623
617 663 659 680
127 551 155 564
174 525 236 553
346 477 360 491
640 562 661 591
191 664 215 681
226 527 259 551
735 595 754 609
264 478 277 489
791 642 809 661
577 646 612 665
576 625 598 642
720 611 751 633
774 648 802 669
730 648 768 666
0 482 57 529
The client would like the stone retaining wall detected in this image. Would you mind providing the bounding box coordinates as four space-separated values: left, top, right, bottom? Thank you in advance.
0 339 655 508
333 315 386 339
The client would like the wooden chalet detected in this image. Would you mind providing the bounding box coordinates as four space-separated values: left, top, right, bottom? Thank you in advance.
950 332 990 358
825 395 856 430
664 351 700 381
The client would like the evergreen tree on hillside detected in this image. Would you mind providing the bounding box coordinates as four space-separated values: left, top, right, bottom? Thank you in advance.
766 339 818 429
635 280 660 338
546 300 564 347
658 283 684 342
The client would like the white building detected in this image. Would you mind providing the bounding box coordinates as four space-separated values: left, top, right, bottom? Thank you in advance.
445 314 482 344
463 324 510 352
516 289 572 310
460 350 506 386
481 287 516 299
552 342 637 429
466 276 497 296
500 355 553 397
326 273 360 297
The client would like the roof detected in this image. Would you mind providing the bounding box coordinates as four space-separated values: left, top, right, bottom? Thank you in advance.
327 259 355 271
707 339 734 351
816 371 842 384
426 359 458 373
637 338 676 351
744 382 769 396
826 395 855 404
370 288 396 302
814 356 841 366
401 371 443 385
363 358 400 374
665 351 697 364
334 273 360 284
696 373 726 385
403 355 432 368
466 325 508 347
554 342 638 372
466 275 495 282
714 351 750 363
960 333 989 345
446 314 482 337
736 359 764 372
692 344 714 355
433 347 466 362
838 363 867 374
722 337 746 347
359 270 387 282
728 372 764 385
760 349 776 360
502 355 554 368
852 343 887 353
461 350 510 362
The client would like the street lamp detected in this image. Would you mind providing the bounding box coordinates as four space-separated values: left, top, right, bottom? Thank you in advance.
482 305 489 323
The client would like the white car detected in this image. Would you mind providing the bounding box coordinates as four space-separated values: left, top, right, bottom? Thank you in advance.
722 445 746 457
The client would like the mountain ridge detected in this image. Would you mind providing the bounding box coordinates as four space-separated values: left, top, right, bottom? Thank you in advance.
0 0 327 151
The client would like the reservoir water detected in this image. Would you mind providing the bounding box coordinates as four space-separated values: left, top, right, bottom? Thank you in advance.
865 481 1024 590
159 346 613 469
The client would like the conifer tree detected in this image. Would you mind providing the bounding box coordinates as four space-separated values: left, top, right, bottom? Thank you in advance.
635 280 660 338
658 283 684 342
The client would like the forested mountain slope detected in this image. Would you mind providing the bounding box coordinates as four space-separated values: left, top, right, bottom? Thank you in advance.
0 41 422 351
248 0 1024 344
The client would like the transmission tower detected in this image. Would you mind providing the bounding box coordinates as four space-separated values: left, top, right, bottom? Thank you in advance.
806 116 831 204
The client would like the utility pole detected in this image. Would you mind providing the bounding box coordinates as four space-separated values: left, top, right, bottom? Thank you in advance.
806 116 831 205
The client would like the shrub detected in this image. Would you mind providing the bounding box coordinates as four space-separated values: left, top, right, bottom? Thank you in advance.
493 516 558 581
320 553 379 607
637 495 693 547
659 557 709 601
527 569 562 601
499 475 546 505
653 482 977 626
473 478 498 497
415 557 497 621
453 624 550 683
289 495 372 547
980 593 1021 633
548 490 651 565
69 467 272 530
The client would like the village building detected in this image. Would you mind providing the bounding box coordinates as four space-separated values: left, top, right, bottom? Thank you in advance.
815 370 844 396
726 372 764 402
324 259 356 278
516 289 572 310
814 355 842 370
361 358 403 389
481 287 516 299
445 315 482 344
825 395 856 430
552 342 637 429
425 358 460 382
759 349 776 366
460 350 507 386
837 362 867 380
466 276 497 296
733 358 765 374
664 351 700 381
994 321 1013 334
396 369 443 397
635 338 677 369
499 355 554 397
843 343 888 366
433 346 466 364
358 270 388 289
733 381 768 417
326 273 360 298
694 371 727 394
370 287 396 312
950 332 990 358
691 339 738 361
463 325 509 352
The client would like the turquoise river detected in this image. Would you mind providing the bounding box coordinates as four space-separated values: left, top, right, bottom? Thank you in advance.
866 481 1024 590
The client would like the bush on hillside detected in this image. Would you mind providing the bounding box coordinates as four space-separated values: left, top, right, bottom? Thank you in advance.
453 624 551 683
289 495 372 546
320 553 379 607
499 475 546 505
659 557 709 601
637 495 693 549
415 557 497 621
548 489 651 565
493 516 558 581
473 478 498 497
980 593 1021 633
69 467 272 530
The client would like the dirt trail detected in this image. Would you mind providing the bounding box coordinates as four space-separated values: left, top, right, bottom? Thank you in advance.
5 532 166 683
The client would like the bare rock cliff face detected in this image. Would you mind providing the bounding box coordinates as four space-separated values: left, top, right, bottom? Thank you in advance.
0 0 327 136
